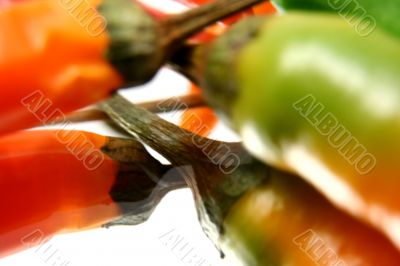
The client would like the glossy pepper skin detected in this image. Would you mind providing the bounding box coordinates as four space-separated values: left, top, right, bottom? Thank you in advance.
272 0 400 38
0 0 122 136
0 130 178 257
201 13 400 248
222 170 400 266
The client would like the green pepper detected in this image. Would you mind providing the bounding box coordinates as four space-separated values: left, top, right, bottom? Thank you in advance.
272 0 400 38
192 12 400 249
101 95 400 266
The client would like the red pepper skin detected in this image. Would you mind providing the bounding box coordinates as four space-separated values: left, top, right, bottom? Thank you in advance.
0 0 122 136
0 130 172 257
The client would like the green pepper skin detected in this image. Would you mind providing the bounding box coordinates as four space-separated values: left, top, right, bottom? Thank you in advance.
202 12 400 249
272 0 400 38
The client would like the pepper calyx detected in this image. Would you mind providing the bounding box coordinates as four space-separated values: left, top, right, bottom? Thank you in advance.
98 0 163 86
202 16 265 119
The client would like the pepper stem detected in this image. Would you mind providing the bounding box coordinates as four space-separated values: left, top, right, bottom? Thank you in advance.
161 0 266 48
99 0 266 84
100 94 242 166
100 94 270 251
170 16 266 117
62 93 206 124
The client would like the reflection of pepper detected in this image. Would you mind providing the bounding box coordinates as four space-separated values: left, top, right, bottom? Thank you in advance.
0 0 262 136
194 13 400 247
101 95 400 266
0 130 184 257
272 0 400 38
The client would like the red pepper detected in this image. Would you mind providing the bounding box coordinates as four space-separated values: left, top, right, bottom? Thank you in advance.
0 129 180 257
0 0 122 136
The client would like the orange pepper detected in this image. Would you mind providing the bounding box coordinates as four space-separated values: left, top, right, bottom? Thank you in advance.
180 106 218 136
224 170 400 265
0 0 122 136
180 84 218 136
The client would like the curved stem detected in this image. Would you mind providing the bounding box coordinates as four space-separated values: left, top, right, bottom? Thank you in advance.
62 93 206 124
161 0 267 47
100 94 240 166
100 94 269 243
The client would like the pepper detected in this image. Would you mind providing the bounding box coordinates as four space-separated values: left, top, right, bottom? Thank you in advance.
222 168 400 266
0 0 263 136
272 0 400 38
180 84 218 136
0 129 185 257
0 0 121 136
101 95 400 266
188 12 400 248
